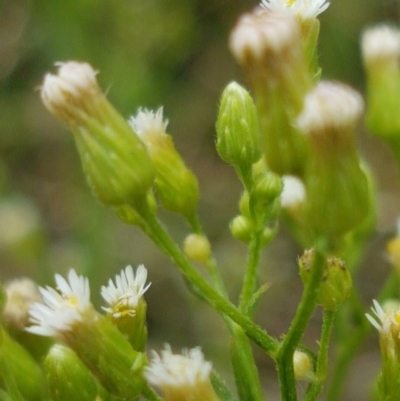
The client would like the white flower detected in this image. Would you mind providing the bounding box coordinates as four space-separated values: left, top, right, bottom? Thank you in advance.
281 175 306 208
365 299 400 333
296 81 364 134
362 25 400 67
260 0 330 20
145 344 212 389
101 265 151 318
26 269 91 337
129 107 168 139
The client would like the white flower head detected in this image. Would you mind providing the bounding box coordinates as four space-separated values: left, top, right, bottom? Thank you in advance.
297 81 364 134
145 344 212 389
101 265 151 318
26 269 91 337
362 25 400 67
281 175 306 208
260 0 330 20
3 278 42 330
40 61 100 124
129 107 168 139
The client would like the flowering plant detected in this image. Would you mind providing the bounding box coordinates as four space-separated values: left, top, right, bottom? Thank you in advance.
1 1 400 401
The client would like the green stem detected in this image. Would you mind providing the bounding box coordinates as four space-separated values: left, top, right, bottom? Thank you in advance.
239 231 264 315
276 242 327 401
304 310 336 401
134 201 279 356
187 212 265 401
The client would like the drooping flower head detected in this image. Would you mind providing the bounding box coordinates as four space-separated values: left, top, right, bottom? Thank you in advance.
145 344 218 401
26 269 91 337
260 0 330 21
101 265 150 319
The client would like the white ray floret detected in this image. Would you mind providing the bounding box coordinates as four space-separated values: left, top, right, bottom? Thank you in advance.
26 269 91 337
366 299 391 332
145 344 212 388
101 265 151 318
260 0 330 20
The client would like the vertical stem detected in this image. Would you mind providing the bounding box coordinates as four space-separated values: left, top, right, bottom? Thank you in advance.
239 232 264 315
276 242 327 401
304 310 336 401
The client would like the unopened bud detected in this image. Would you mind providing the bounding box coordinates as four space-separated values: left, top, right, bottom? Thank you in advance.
230 10 312 175
293 350 314 381
130 107 199 218
299 249 352 310
249 172 282 223
298 81 370 236
362 25 400 138
0 328 45 401
41 61 154 206
44 344 97 401
2 278 41 332
216 82 260 173
183 234 211 263
230 215 255 243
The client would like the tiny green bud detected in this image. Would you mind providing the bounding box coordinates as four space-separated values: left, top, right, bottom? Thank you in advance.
183 234 211 263
293 350 314 381
298 81 370 237
229 10 312 176
44 344 98 401
0 328 45 401
299 249 352 310
130 108 199 218
216 82 260 172
41 61 154 206
249 172 282 223
230 215 254 243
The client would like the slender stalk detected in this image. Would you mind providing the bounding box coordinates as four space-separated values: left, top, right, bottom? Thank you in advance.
304 310 336 401
276 242 327 401
239 231 264 315
134 201 279 356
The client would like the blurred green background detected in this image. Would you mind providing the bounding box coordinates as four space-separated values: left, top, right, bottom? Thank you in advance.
1 0 400 400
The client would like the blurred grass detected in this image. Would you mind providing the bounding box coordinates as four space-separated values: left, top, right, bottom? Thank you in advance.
1 1 400 400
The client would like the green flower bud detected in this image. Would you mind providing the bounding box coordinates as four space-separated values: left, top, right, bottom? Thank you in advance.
44 344 98 401
293 350 314 381
130 108 199 218
299 249 352 311
0 328 45 401
230 215 254 243
249 172 282 224
183 234 211 263
40 61 154 206
230 10 313 176
216 82 260 173
362 25 400 138
298 81 370 237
